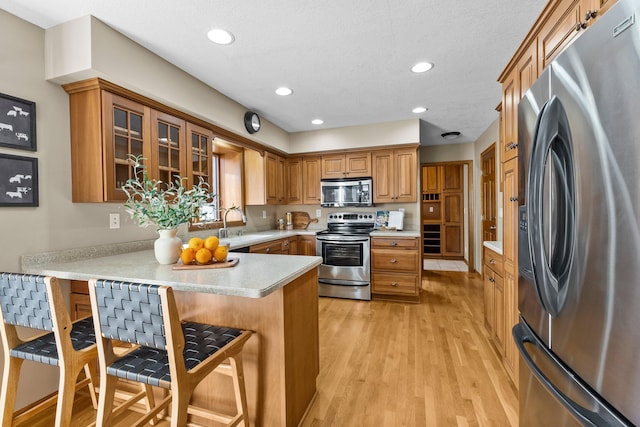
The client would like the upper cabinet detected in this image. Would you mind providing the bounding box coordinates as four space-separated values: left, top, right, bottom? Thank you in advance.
65 79 220 203
321 152 371 179
499 0 616 165
244 149 286 205
302 156 322 205
66 82 154 202
372 147 417 204
285 157 303 204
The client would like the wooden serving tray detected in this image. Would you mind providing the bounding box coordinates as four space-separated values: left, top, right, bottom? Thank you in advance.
172 257 239 270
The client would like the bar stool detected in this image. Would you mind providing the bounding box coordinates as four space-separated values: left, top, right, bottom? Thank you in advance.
88 279 252 427
0 273 98 426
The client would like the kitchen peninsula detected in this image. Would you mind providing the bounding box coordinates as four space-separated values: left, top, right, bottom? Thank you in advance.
22 246 322 427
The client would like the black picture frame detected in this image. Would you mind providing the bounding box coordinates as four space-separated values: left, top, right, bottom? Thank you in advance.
0 153 38 207
0 92 36 151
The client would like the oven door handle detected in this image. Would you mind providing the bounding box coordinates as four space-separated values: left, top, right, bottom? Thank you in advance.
317 236 370 243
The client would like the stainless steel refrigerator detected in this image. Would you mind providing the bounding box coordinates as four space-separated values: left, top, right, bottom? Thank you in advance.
516 0 640 425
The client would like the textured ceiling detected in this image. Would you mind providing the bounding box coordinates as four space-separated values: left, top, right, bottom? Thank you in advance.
0 0 546 145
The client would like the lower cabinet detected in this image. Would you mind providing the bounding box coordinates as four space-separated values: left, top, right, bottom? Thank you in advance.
483 246 516 375
70 280 91 321
297 235 316 256
371 237 420 303
250 238 289 254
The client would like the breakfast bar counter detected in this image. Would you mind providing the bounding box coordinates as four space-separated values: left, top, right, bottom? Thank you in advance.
22 248 322 427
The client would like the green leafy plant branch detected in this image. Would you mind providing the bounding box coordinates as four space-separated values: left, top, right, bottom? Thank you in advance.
122 155 215 230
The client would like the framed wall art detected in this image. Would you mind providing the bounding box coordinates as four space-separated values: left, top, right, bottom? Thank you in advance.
0 92 36 151
0 153 38 207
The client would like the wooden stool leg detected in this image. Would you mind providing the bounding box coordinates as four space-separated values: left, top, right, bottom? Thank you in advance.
169 386 192 427
230 354 250 427
96 374 118 427
84 362 99 409
55 364 81 427
143 384 160 426
0 357 24 427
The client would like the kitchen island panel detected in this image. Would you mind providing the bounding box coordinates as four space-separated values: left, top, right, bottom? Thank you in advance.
174 268 319 426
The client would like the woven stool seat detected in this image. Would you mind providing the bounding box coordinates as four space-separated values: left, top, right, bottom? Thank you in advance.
10 317 96 366
107 322 242 388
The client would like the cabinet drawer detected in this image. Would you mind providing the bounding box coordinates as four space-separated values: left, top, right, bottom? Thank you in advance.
250 238 286 254
371 237 418 249
70 280 89 295
484 247 504 277
371 248 418 272
372 273 418 295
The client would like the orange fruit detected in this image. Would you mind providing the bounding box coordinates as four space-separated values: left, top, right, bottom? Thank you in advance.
180 247 196 264
204 236 219 252
213 245 228 262
188 237 204 251
195 248 213 264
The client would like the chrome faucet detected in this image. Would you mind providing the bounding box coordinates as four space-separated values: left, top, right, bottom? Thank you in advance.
219 206 247 238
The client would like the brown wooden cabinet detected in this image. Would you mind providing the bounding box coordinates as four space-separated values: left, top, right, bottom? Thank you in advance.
70 280 91 321
297 235 316 256
64 79 216 203
421 164 440 194
421 163 463 258
285 157 303 204
302 156 322 205
502 158 518 275
321 152 371 179
249 238 288 254
483 246 505 356
372 147 417 203
371 237 420 303
65 82 152 202
245 149 286 205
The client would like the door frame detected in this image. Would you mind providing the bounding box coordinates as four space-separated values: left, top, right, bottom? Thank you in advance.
420 160 474 273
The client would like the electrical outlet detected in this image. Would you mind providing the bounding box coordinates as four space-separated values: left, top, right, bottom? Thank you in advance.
262 210 267 219
316 209 322 218
109 213 120 229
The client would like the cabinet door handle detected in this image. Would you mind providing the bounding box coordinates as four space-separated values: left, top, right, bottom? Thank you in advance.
391 242 398 246
490 258 496 264
390 282 399 287
489 277 495 283
585 9 597 21
266 248 271 253
390 259 398 263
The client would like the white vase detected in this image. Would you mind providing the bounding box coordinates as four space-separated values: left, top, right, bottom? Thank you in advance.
154 229 182 264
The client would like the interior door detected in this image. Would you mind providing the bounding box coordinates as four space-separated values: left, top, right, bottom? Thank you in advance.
481 144 497 241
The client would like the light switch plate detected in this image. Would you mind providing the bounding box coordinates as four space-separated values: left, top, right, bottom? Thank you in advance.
262 210 267 219
316 209 322 218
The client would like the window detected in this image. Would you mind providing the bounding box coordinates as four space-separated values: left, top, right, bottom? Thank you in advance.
189 138 244 231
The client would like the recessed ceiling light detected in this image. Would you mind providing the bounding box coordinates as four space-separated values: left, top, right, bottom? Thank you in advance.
411 62 434 73
312 119 324 125
412 107 427 114
207 28 235 45
275 87 293 96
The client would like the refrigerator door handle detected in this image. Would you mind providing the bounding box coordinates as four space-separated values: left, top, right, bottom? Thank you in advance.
526 95 576 317
513 323 615 427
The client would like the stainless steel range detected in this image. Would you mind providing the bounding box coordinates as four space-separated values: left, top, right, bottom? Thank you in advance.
316 211 376 301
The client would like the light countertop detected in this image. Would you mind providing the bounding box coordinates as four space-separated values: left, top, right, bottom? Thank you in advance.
23 250 321 298
483 240 503 255
214 229 322 250
370 230 420 238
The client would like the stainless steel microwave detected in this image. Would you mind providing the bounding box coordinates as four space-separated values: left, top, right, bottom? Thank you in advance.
320 177 373 207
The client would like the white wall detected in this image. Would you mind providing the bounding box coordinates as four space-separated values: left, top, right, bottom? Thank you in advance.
45 15 291 153
289 119 420 153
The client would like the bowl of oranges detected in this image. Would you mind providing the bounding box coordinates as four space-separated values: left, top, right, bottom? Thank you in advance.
180 236 229 265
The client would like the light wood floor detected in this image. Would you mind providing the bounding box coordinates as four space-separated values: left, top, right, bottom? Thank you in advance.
16 270 517 426
301 270 518 427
